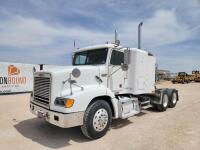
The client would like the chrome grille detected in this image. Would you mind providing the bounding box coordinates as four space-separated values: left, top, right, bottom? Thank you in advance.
33 73 51 107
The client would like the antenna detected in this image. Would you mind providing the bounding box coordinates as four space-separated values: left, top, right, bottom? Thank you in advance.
73 40 76 50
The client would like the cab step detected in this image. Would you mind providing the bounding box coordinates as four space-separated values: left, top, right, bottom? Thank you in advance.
140 100 151 110
141 105 152 110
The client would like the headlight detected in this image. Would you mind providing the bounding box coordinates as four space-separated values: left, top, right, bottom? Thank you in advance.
55 97 74 108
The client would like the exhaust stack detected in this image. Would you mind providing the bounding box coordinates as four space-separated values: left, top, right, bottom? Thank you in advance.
115 29 118 43
138 22 143 49
114 29 120 46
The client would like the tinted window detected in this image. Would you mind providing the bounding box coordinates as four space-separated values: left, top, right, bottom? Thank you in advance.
73 48 108 65
110 50 124 65
74 52 87 65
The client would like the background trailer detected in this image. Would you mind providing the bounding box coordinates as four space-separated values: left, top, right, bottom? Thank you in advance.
0 62 37 94
0 62 58 94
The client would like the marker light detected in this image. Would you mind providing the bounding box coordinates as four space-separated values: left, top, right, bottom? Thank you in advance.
65 99 74 108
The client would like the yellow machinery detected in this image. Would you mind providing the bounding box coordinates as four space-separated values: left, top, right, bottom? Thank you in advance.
172 72 190 84
192 70 200 82
188 72 196 82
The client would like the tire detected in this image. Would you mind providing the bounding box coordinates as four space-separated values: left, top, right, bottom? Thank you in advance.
168 90 178 108
157 92 169 112
151 103 158 110
81 100 112 139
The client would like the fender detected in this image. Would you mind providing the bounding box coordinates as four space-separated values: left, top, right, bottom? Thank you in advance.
52 84 119 118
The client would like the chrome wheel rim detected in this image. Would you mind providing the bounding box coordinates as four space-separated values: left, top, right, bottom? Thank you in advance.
172 93 177 104
163 94 169 107
93 108 108 132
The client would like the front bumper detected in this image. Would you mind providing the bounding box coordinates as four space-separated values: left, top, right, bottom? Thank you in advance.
30 102 84 128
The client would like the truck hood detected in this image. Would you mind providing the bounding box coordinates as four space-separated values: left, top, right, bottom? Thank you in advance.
37 65 102 98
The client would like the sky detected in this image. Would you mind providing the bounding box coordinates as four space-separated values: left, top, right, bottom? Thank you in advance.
0 0 200 73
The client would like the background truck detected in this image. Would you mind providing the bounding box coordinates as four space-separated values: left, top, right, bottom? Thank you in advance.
30 41 179 139
172 72 190 84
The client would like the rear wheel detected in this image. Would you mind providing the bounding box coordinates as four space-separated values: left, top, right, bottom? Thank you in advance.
157 92 169 112
81 100 112 139
168 90 178 108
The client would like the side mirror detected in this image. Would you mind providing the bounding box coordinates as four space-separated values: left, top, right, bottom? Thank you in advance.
121 64 128 71
124 48 130 65
121 48 130 71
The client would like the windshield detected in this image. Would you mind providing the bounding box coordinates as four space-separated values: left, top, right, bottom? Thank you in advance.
73 48 108 65
178 72 186 76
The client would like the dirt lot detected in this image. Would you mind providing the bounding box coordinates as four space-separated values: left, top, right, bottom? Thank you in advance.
0 82 200 150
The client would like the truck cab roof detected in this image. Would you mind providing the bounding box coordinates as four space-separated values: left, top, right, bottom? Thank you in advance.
76 43 117 52
75 43 152 55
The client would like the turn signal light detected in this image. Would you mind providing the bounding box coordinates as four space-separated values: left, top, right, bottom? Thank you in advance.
65 99 74 108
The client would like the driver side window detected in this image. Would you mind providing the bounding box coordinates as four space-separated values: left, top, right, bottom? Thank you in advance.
110 50 124 65
74 52 87 65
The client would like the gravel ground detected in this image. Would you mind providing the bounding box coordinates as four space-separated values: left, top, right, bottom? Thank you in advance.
0 82 200 150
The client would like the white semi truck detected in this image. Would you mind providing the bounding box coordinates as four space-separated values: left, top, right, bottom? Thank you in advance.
30 42 179 139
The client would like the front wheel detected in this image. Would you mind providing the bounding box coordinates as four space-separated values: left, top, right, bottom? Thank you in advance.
81 100 112 139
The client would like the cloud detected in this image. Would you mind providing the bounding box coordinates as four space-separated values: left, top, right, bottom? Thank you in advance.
116 9 192 48
0 13 113 64
0 14 114 48
0 16 64 47
0 9 194 48
143 10 191 46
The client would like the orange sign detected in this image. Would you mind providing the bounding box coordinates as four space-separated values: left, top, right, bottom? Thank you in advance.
0 63 34 93
0 65 26 86
8 65 20 76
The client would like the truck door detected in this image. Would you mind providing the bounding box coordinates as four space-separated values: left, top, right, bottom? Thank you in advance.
108 50 125 93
